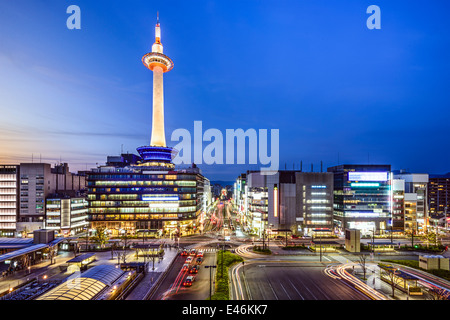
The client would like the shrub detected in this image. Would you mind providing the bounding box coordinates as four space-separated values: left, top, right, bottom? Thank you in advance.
209 251 243 300
252 246 272 254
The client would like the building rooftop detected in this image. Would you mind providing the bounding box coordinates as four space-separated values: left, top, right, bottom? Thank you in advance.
36 264 124 300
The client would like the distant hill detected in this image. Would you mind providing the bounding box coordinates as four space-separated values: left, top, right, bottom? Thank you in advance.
211 181 234 187
429 172 450 179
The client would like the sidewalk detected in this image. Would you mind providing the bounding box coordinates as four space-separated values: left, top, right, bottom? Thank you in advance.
125 246 178 300
350 264 426 300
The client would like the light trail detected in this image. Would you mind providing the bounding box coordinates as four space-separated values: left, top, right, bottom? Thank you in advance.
162 264 189 300
231 262 246 300
332 263 387 300
397 266 450 294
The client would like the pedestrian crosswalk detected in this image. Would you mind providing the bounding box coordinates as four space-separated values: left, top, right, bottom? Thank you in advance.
194 248 218 253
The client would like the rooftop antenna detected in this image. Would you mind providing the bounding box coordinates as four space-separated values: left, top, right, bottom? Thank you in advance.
321 160 323 173
300 161 302 172
157 11 159 24
311 163 313 172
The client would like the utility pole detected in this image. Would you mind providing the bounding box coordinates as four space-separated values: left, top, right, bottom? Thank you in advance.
85 227 89 252
390 225 393 244
221 242 225 278
319 232 322 262
205 265 217 300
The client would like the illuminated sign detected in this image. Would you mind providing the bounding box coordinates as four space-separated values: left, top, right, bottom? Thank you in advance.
348 172 388 182
350 182 380 187
142 196 179 201
274 185 278 218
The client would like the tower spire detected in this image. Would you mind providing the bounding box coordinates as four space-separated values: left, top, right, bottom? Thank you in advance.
138 13 177 166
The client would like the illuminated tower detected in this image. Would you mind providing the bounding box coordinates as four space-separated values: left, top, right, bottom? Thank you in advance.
137 15 177 167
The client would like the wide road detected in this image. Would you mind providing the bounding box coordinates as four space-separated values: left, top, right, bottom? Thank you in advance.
148 250 217 300
234 260 370 300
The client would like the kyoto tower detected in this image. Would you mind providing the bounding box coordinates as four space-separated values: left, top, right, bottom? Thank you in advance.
137 14 177 167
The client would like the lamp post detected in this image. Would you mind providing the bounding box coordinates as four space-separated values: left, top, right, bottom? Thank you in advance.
84 226 89 252
121 229 127 264
390 224 393 244
221 241 225 278
372 227 376 255
319 231 322 262
205 265 217 300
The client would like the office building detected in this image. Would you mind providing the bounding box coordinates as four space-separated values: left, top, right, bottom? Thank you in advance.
392 179 405 231
17 163 86 235
45 195 88 236
394 172 429 234
327 164 392 236
0 165 19 237
237 170 333 237
0 163 86 236
296 172 334 236
428 173 450 217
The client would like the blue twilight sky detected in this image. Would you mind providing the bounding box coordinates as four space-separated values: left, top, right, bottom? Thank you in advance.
0 0 449 181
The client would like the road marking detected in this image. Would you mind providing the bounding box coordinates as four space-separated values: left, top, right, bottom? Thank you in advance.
279 282 292 300
288 279 305 300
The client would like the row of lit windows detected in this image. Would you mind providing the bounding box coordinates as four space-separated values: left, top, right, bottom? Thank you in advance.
89 187 197 193
0 188 16 194
89 193 196 201
90 180 197 187
89 213 180 220
88 206 197 214
88 174 196 180
89 200 196 207
0 175 16 181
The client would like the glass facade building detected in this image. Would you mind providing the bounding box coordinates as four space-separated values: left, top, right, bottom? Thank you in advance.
87 165 206 237
46 196 88 236
327 164 392 236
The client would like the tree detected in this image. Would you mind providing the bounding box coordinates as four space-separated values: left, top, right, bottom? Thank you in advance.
380 265 400 298
358 255 368 280
92 226 109 248
421 231 440 247
20 226 30 238
428 287 450 300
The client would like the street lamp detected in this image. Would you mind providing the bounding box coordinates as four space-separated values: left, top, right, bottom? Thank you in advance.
204 265 217 300
84 226 89 252
319 231 322 262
